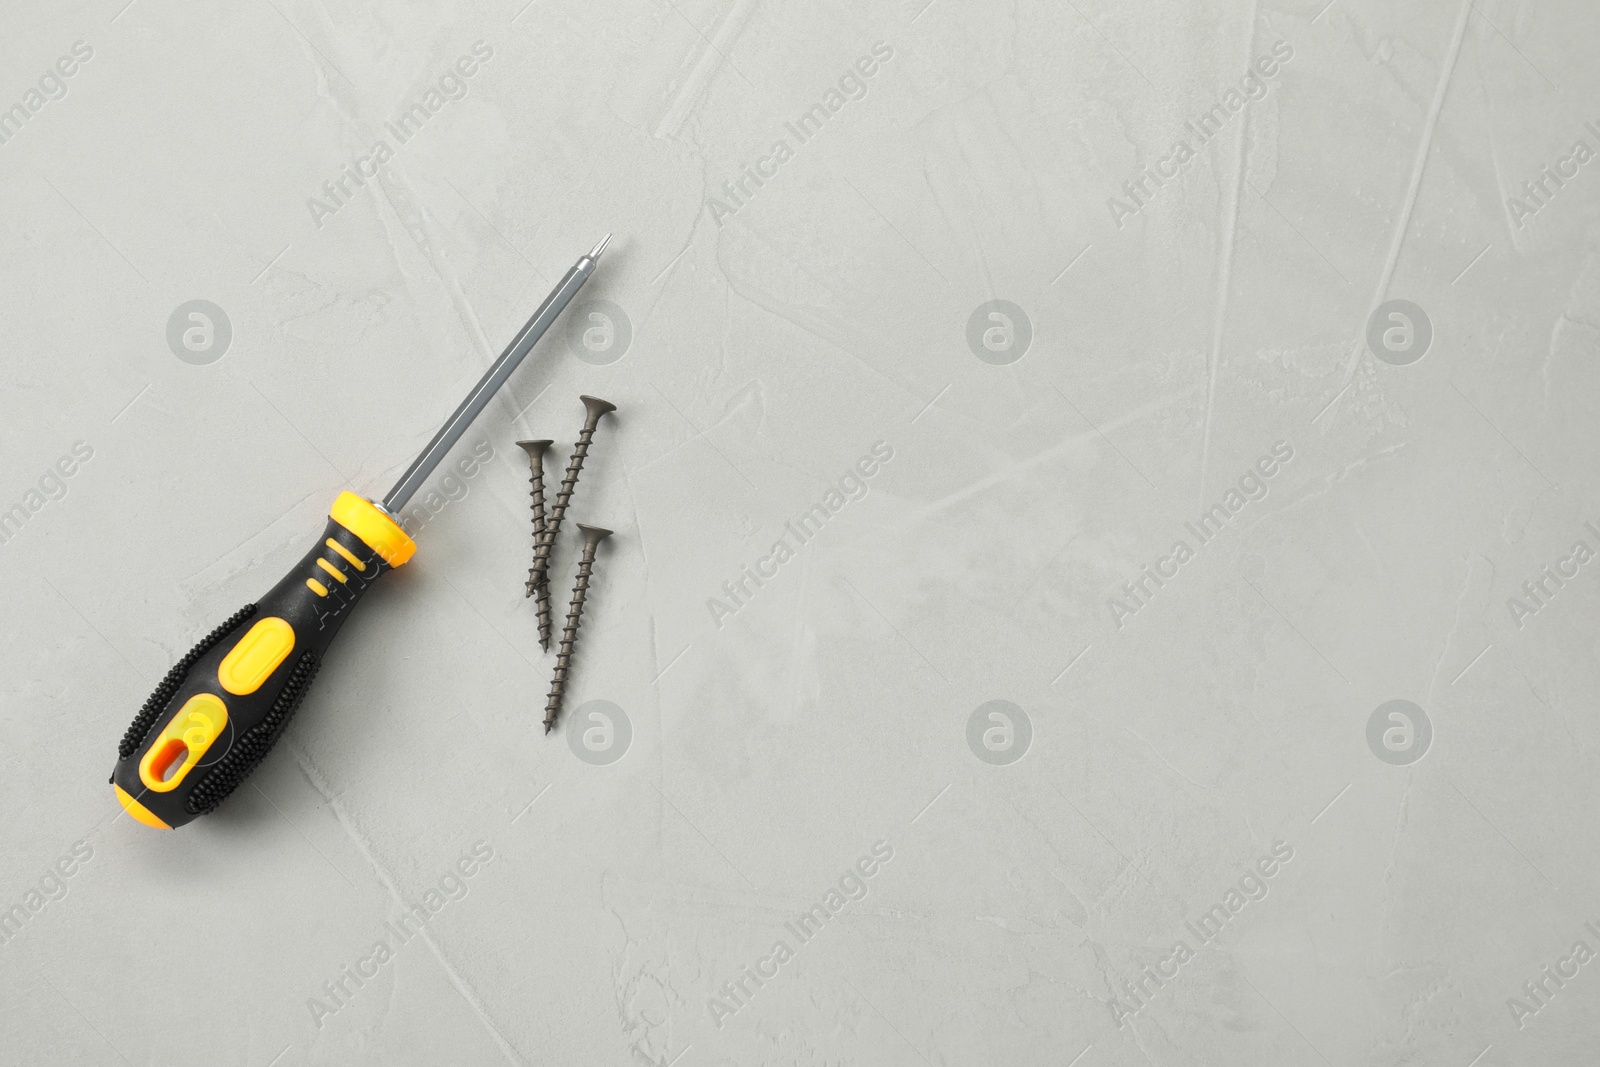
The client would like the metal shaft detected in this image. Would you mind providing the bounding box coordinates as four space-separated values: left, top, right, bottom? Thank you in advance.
381 234 611 514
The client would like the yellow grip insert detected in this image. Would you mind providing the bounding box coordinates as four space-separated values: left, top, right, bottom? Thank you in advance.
217 616 296 695
138 693 229 792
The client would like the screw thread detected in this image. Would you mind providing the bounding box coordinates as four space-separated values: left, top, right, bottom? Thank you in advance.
532 428 597 581
523 467 548 597
535 578 554 650
532 429 593 652
543 549 599 730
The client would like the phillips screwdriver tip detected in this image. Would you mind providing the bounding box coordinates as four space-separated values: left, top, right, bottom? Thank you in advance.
589 233 612 259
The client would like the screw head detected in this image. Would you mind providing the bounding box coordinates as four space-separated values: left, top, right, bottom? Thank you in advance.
579 395 617 421
516 439 553 461
575 523 613 546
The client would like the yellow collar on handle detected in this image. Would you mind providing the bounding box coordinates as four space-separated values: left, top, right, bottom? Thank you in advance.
330 492 416 567
114 784 171 829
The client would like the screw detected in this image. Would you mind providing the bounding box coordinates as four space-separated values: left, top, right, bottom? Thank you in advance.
532 395 615 649
545 523 611 734
514 440 552 597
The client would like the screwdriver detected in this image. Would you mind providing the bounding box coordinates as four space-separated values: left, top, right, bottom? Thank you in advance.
111 235 612 829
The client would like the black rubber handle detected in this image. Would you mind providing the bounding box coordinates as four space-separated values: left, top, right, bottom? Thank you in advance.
111 511 398 828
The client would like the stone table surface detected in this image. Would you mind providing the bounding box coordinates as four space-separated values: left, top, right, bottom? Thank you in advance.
2 1 1599 1065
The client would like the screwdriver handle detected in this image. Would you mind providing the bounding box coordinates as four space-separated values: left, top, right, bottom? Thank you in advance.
111 493 416 829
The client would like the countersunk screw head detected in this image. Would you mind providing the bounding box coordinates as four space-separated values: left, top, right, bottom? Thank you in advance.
579 395 617 423
516 439 553 460
576 523 613 547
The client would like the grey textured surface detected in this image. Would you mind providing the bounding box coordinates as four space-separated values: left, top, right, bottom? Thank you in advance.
2 1 1599 1065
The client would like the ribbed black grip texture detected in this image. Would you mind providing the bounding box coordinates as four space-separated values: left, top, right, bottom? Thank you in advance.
117 603 258 761
184 651 321 815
